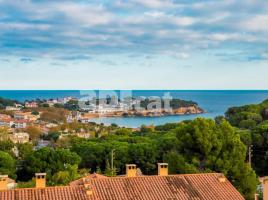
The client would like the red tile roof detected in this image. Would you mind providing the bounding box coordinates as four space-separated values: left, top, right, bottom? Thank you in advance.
0 185 88 200
0 173 245 200
70 173 108 187
88 173 245 200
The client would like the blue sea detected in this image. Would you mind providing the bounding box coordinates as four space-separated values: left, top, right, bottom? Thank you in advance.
1 90 268 128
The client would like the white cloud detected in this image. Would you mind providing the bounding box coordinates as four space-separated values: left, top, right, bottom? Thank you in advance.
58 3 114 26
130 0 174 8
241 15 268 31
0 22 51 31
145 11 165 18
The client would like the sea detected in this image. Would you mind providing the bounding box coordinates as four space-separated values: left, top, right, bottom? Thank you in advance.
1 90 268 128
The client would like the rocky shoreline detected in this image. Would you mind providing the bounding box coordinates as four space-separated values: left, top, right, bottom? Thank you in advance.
81 105 204 118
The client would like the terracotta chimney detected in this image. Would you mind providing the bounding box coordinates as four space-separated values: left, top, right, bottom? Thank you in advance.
83 179 93 196
126 164 137 177
35 173 46 188
261 177 268 200
158 163 168 176
0 175 8 190
218 174 226 183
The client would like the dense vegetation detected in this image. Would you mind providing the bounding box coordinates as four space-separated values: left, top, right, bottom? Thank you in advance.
139 98 199 109
0 97 17 109
0 118 257 199
225 99 268 177
2 96 268 199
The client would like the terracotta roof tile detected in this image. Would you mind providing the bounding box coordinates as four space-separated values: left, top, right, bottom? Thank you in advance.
88 173 245 200
0 185 88 200
70 173 107 187
0 173 245 200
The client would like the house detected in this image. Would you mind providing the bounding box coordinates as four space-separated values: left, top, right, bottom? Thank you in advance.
0 163 245 200
5 106 21 111
14 112 27 120
9 132 30 144
0 118 13 127
13 119 28 129
25 101 38 108
0 114 12 120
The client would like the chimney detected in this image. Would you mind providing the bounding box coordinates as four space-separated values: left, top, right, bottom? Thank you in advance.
126 164 137 177
218 174 226 183
35 173 46 188
261 177 268 200
83 179 93 196
158 163 168 176
0 175 8 190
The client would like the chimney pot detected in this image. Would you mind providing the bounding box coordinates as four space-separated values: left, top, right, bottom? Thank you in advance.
84 182 93 196
35 173 46 188
0 175 8 190
158 163 168 176
126 164 137 177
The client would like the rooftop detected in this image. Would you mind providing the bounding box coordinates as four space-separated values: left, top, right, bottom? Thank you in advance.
0 173 245 200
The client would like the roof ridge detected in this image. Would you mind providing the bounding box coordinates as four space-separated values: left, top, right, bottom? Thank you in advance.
92 172 223 180
11 185 84 191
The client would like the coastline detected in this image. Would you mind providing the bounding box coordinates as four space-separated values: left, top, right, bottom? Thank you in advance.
80 105 204 119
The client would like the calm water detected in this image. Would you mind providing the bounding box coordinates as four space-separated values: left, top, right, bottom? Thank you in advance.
1 90 268 127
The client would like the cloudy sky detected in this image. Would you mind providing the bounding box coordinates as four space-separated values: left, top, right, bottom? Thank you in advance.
0 0 268 89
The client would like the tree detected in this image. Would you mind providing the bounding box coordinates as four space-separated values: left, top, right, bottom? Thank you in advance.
31 110 39 116
0 151 16 178
20 147 81 183
174 118 258 199
51 164 79 185
0 127 10 141
25 126 42 141
17 143 33 159
0 140 14 152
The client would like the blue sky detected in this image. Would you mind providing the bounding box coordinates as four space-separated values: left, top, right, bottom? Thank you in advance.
0 0 268 89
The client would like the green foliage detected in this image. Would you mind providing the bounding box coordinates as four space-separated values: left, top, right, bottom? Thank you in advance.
64 100 79 111
40 108 68 123
173 118 257 199
43 132 60 142
225 101 267 128
0 97 16 109
225 100 268 179
139 98 198 109
17 180 35 188
51 164 79 185
114 128 132 136
0 151 16 178
68 118 256 198
17 143 33 159
25 126 42 141
31 110 39 115
20 147 81 184
163 151 197 174
104 159 117 177
0 140 14 153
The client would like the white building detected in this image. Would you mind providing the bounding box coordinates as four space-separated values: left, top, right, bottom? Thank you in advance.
9 132 30 144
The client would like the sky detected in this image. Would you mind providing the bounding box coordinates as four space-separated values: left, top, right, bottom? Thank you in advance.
0 0 268 89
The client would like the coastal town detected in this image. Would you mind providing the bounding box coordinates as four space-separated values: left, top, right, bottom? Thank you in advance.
0 96 204 145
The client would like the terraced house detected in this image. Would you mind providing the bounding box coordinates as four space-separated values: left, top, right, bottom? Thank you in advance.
0 163 245 200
